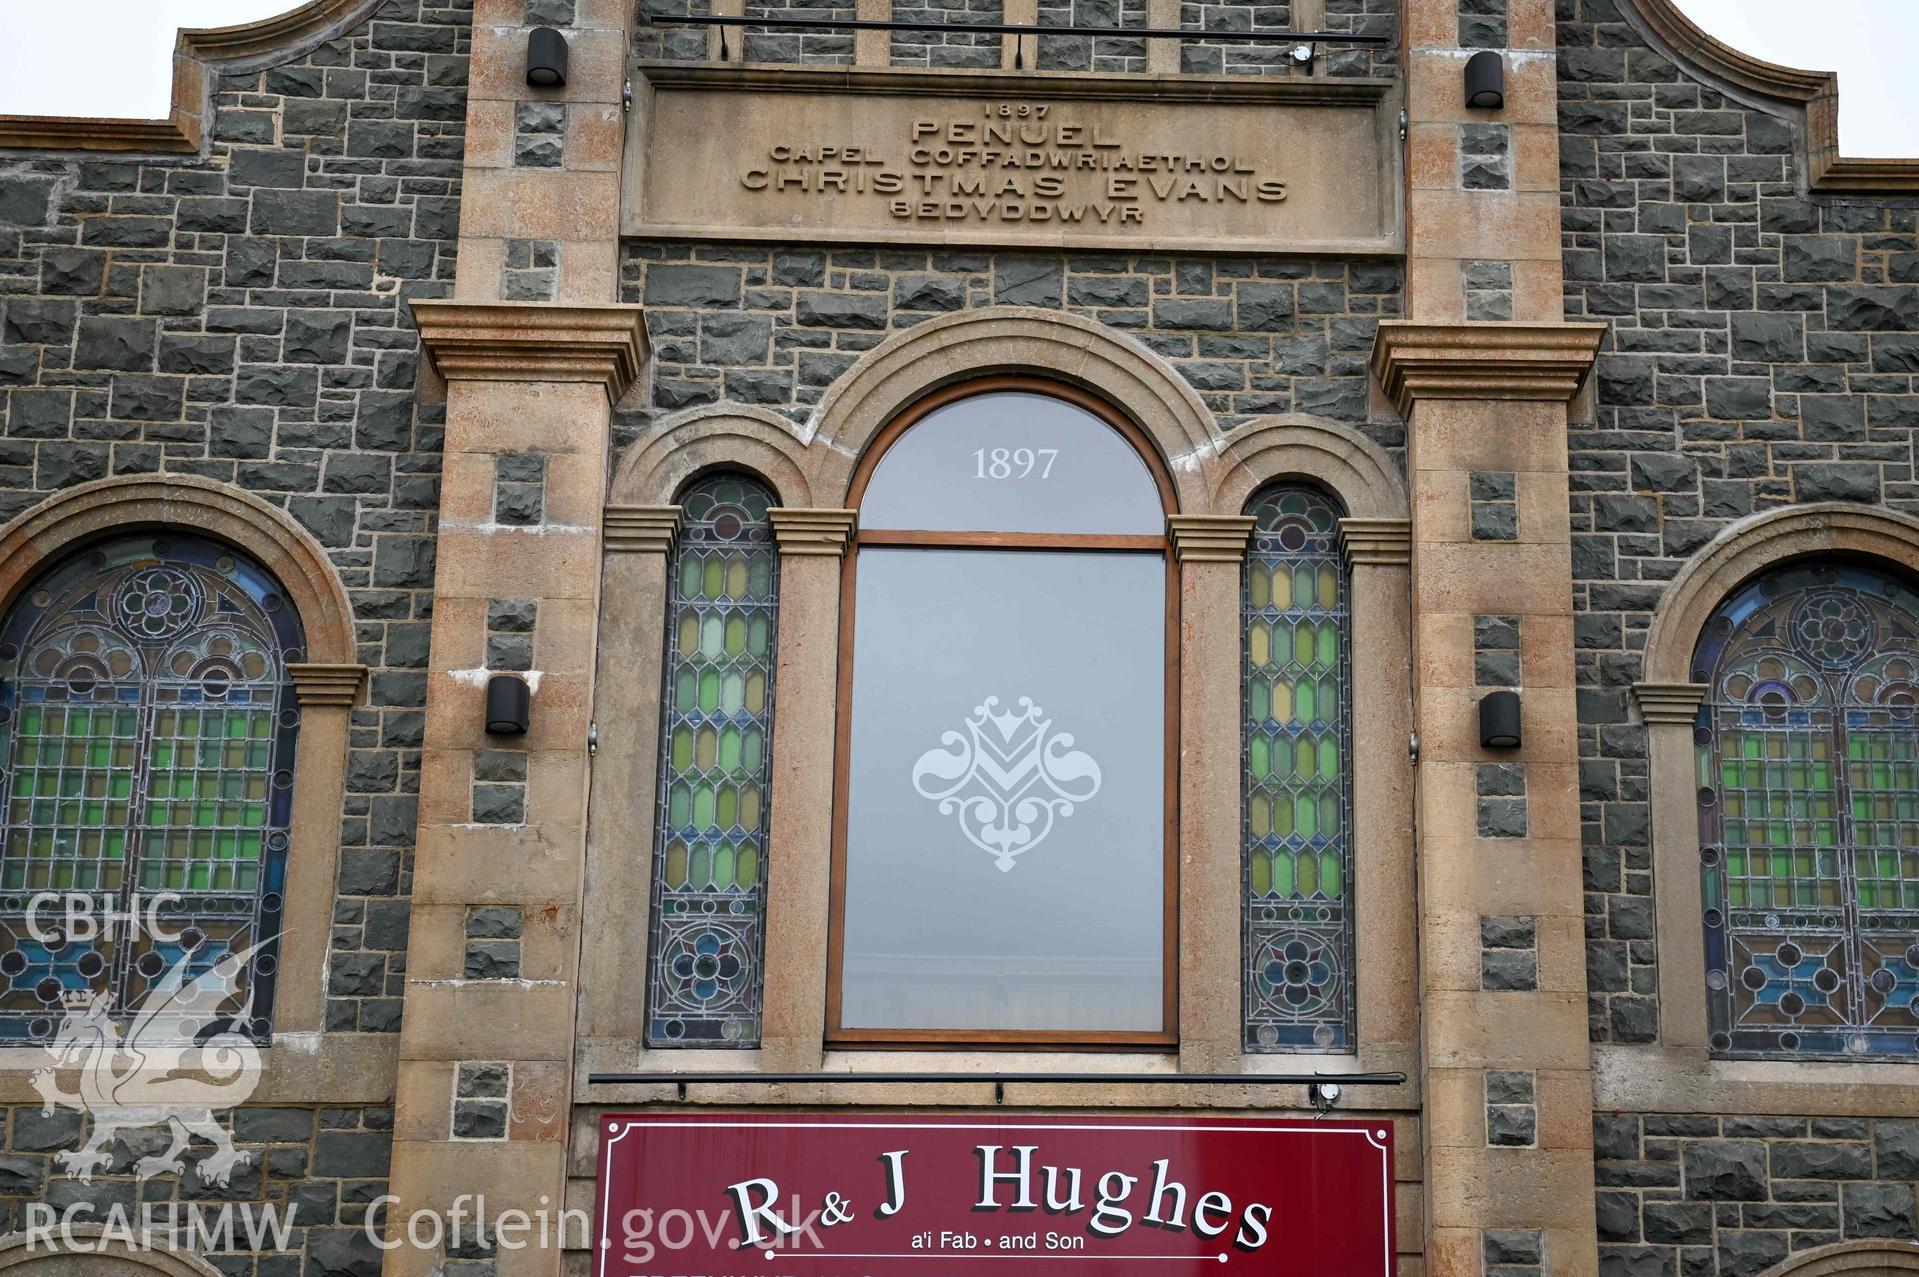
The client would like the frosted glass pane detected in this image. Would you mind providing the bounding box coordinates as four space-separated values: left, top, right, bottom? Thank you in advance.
840 547 1164 1032
860 392 1163 534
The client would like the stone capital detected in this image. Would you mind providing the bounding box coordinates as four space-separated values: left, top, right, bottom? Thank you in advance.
1337 517 1412 567
288 663 367 709
409 300 650 402
604 505 681 555
1370 321 1607 417
1167 515 1255 563
770 508 857 557
1633 682 1709 726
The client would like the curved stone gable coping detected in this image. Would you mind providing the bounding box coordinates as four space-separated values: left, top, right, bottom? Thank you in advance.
0 0 386 155
0 473 359 666
1618 0 1919 195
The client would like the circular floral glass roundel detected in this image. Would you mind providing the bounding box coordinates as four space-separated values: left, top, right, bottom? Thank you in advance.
1242 484 1352 1053
0 534 303 1045
1693 561 1919 1061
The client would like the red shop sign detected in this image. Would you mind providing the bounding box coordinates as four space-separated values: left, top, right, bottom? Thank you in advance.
594 1113 1394 1277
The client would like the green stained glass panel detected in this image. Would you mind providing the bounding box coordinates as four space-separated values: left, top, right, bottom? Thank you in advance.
647 474 779 1048
1242 485 1353 1053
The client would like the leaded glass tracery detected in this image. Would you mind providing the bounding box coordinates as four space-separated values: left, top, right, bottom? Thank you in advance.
1242 485 1353 1052
646 473 779 1047
0 534 302 1044
1695 561 1919 1059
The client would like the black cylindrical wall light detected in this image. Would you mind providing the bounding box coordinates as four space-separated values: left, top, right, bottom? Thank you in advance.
526 27 569 87
1479 690 1522 749
1465 49 1505 109
485 674 531 735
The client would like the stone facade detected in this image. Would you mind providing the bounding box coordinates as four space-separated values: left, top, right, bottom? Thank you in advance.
1558 0 1919 1050
0 2 1917 1277
0 1 463 1271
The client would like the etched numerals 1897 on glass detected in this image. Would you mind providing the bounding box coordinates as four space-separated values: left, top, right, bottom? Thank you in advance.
972 448 1058 480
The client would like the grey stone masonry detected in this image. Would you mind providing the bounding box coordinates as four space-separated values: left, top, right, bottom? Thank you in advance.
1559 0 1919 1046
0 0 464 1045
1178 0 1295 77
1036 0 1149 74
743 0 856 63
0 1103 394 1276
453 1062 510 1140
1596 1115 1919 1277
1485 1069 1537 1148
892 0 1003 69
619 244 1405 456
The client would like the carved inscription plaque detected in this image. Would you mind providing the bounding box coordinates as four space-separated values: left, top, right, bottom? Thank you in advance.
622 66 1401 255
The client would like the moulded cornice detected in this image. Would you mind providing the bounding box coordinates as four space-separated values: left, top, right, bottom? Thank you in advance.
604 505 681 555
1337 517 1411 567
0 0 384 155
409 300 650 402
1167 516 1255 563
1632 682 1708 726
288 663 368 709
1622 0 1919 195
769 509 857 556
1370 321 1606 418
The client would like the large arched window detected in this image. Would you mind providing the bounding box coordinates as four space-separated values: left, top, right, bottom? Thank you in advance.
1694 560 1919 1059
1242 485 1353 1053
829 378 1175 1046
0 534 303 1044
645 473 780 1047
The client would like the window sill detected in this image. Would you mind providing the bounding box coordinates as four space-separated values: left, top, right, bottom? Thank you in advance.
0 1031 396 1107
1593 1042 1919 1118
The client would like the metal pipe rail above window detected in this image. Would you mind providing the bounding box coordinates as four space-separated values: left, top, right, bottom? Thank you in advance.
588 1070 1408 1103
641 14 1393 45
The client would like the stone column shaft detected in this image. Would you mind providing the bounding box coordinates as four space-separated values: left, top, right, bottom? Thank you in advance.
1170 515 1256 1069
759 509 856 1068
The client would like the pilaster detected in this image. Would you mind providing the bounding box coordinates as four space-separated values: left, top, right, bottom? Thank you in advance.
387 299 643 1277
578 508 682 1048
760 510 857 1068
1388 313 1603 1277
1169 516 1254 1068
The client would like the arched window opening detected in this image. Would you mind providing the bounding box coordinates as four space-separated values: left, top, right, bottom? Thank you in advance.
1242 485 1353 1053
0 534 303 1044
830 379 1175 1046
1694 559 1919 1060
645 473 780 1047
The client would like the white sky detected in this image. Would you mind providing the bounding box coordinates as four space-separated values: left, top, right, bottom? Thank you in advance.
0 0 1913 157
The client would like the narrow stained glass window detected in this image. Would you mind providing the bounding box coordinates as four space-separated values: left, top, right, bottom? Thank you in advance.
1243 485 1353 1052
646 474 779 1047
1695 561 1919 1060
0 534 302 1044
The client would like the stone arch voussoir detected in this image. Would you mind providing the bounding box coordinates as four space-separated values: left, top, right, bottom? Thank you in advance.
0 475 357 665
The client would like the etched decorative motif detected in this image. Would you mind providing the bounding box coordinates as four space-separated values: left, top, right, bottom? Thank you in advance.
1695 562 1919 1060
911 696 1103 873
646 475 779 1048
1242 485 1353 1053
0 536 302 1045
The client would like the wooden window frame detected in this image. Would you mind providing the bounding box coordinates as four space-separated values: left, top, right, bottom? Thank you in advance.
823 374 1181 1049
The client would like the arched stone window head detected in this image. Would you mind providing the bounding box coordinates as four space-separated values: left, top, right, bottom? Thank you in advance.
0 534 304 1045
1693 560 1919 1060
1754 1238 1919 1276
